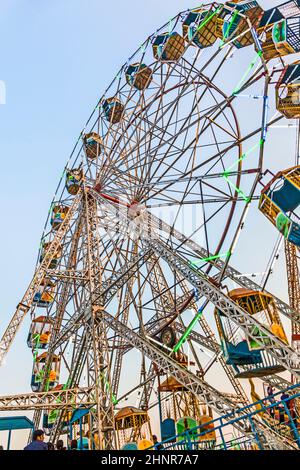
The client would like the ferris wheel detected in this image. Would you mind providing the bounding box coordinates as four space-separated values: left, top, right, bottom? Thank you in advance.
1 0 300 451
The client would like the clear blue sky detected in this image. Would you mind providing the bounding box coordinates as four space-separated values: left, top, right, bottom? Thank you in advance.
0 0 294 448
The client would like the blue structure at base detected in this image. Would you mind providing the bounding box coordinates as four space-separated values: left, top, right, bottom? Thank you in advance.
0 416 34 450
224 340 262 366
161 418 176 442
148 383 300 451
68 407 92 450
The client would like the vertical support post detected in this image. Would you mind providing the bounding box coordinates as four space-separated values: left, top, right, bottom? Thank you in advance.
79 417 83 450
219 418 227 450
7 429 12 450
248 415 263 450
157 374 163 441
69 423 73 449
185 430 192 450
282 400 300 448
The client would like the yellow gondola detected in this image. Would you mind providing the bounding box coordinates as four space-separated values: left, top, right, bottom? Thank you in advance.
83 132 103 159
153 32 185 62
125 63 153 90
103 97 124 124
256 2 300 60
276 61 300 119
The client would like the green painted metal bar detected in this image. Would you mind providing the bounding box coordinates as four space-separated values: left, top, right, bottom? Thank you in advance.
223 140 263 177
195 5 223 34
233 51 262 95
223 176 250 202
173 308 203 353
219 8 239 47
190 251 230 265
7 429 12 451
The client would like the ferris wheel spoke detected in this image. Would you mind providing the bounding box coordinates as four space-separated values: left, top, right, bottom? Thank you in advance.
106 74 219 179
110 92 229 186
136 107 240 200
143 113 282 206
101 57 189 167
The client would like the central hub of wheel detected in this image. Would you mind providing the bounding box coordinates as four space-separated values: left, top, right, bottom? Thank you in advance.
128 201 146 219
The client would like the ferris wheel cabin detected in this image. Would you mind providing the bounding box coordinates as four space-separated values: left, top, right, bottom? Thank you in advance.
182 6 221 48
256 1 300 60
113 406 152 450
176 413 216 449
50 205 70 230
31 353 60 392
33 279 56 307
220 1 264 49
276 61 300 119
27 316 53 350
215 288 288 378
66 168 83 195
102 97 124 124
83 132 103 159
125 63 153 90
259 166 300 248
42 384 76 435
39 241 62 269
152 32 185 62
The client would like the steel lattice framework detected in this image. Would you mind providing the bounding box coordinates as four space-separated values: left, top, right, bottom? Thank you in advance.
1 1 300 451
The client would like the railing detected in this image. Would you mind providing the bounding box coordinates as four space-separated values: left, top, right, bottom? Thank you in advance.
149 382 300 450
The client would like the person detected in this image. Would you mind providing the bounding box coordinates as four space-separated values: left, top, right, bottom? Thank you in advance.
47 442 55 450
24 430 48 450
56 439 66 450
282 394 297 424
77 431 89 450
267 385 275 403
70 439 78 451
85 431 91 448
183 417 192 436
281 391 290 402
152 435 164 450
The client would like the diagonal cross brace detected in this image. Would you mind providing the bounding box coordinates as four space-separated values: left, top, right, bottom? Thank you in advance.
146 237 300 379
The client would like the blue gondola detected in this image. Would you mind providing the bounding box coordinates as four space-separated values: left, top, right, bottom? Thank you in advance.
102 97 124 124
215 288 287 378
259 166 300 248
161 418 176 442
